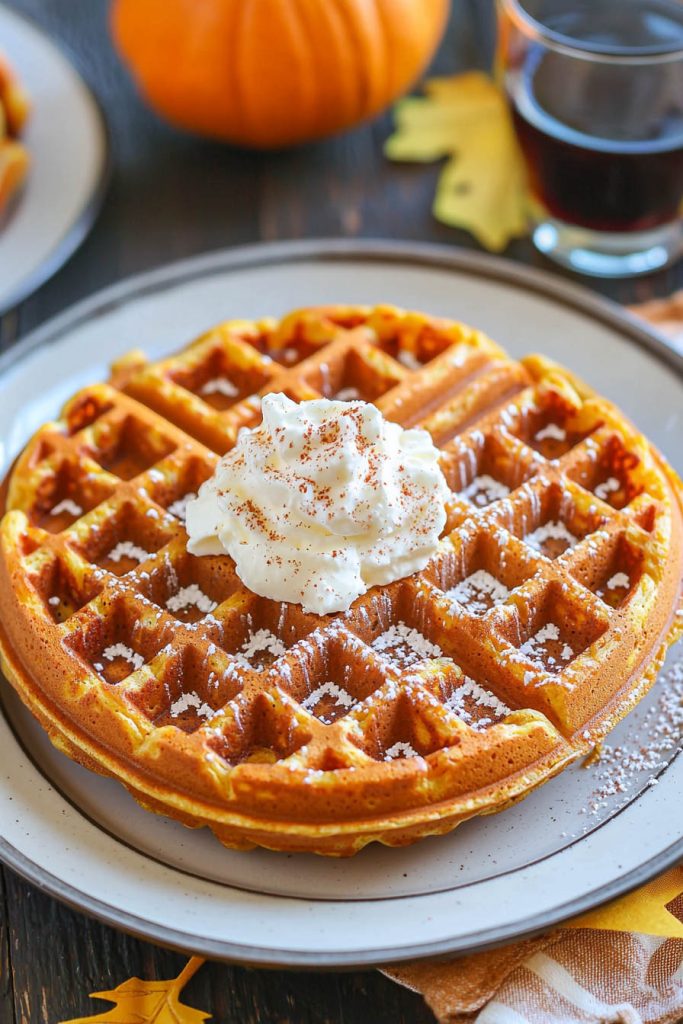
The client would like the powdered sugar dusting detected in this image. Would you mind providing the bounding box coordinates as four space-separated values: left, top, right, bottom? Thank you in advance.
169 690 216 720
51 498 83 517
397 350 422 371
461 474 510 508
371 623 443 667
233 628 287 671
534 423 566 443
445 569 510 616
519 622 573 670
607 572 630 591
108 541 151 564
596 571 632 605
200 377 239 398
384 740 419 760
166 584 217 615
302 681 356 723
446 676 510 729
581 658 683 817
168 492 196 522
525 520 577 557
595 476 620 501
101 643 144 672
334 387 362 402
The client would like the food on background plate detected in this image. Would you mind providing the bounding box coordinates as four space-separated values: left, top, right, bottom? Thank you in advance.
0 305 681 856
0 52 30 216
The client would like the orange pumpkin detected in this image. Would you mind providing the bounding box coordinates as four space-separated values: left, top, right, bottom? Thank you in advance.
111 0 449 149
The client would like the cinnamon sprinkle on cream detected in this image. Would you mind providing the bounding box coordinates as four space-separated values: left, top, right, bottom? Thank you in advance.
185 395 448 614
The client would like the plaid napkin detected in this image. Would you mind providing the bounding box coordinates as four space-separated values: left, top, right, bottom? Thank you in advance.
382 293 683 1024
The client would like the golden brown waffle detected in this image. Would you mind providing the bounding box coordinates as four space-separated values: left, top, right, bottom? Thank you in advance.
0 52 30 214
1 305 682 855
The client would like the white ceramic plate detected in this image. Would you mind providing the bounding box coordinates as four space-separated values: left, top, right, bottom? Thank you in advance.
0 240 681 965
0 4 109 313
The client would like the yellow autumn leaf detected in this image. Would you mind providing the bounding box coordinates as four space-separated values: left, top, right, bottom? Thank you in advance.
60 956 210 1024
385 71 528 252
565 866 683 939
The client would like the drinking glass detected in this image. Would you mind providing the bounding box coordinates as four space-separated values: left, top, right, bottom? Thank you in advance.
497 0 683 276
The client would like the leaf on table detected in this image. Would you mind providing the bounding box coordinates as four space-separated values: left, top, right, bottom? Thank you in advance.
59 956 210 1023
385 71 528 252
565 866 683 938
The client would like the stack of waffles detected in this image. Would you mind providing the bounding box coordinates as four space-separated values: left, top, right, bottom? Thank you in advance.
1 305 681 854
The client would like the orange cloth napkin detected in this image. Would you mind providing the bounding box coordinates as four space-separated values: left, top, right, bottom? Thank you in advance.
629 291 683 354
383 873 683 1023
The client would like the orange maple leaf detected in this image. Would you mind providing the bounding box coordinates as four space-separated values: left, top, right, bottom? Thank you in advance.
59 956 210 1023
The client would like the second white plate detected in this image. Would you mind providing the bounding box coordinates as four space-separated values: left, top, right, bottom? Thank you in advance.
0 4 109 313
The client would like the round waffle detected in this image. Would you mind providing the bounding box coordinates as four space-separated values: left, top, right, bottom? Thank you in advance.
1 305 682 855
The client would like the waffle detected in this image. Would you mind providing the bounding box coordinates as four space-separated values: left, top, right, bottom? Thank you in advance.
0 52 30 214
1 305 682 856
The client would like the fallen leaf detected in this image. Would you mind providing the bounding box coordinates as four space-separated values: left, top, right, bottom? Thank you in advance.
565 866 683 938
59 956 210 1023
385 71 528 252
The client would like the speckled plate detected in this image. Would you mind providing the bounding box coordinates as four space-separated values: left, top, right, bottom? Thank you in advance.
0 240 681 966
0 4 110 313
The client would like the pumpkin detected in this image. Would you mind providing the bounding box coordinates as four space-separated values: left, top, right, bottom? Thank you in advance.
110 0 449 149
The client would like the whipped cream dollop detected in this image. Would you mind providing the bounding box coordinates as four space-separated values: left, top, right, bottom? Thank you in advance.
185 394 448 615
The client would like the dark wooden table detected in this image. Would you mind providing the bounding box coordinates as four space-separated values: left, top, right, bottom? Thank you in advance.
1 2 681 1021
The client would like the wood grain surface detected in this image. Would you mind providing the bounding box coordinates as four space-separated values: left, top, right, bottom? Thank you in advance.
0 1 681 1021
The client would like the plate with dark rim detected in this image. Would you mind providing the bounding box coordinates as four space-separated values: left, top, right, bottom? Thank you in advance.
0 3 110 315
0 239 681 966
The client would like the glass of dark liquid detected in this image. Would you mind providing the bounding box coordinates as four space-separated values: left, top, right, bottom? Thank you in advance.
497 0 683 276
